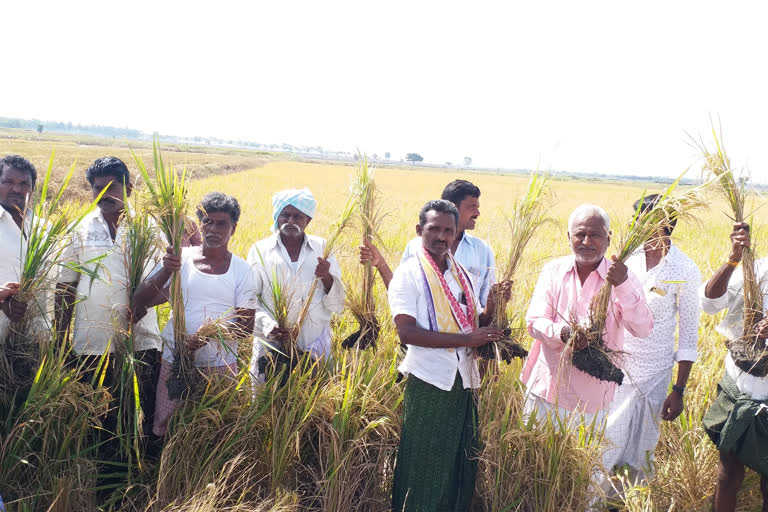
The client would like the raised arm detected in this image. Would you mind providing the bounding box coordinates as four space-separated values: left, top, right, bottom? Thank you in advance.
132 247 179 315
705 222 749 300
359 238 393 289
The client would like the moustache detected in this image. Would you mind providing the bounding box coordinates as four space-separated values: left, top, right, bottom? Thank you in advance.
280 223 300 232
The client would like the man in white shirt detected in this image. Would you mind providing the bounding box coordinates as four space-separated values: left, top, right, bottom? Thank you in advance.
56 157 163 432
0 155 40 342
389 199 505 512
248 188 344 384
400 179 496 307
700 222 768 512
603 194 701 495
133 192 257 436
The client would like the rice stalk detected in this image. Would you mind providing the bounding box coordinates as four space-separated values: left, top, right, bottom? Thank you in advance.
478 171 554 362
132 139 190 398
1 151 105 394
290 172 360 356
342 154 383 350
697 125 768 375
571 172 709 383
114 192 161 471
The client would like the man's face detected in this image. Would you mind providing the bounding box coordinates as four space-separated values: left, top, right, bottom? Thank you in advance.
0 166 33 214
277 205 311 240
568 214 610 266
416 210 457 259
200 211 236 249
456 195 480 231
91 175 130 216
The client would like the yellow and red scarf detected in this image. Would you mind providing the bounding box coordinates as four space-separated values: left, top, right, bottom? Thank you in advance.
416 247 478 334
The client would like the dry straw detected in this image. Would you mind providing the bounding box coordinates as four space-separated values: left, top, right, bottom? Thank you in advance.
342 154 383 350
132 139 191 398
570 172 708 383
698 125 768 375
478 171 554 361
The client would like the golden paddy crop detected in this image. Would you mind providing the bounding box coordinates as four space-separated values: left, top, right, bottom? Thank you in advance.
1 134 767 511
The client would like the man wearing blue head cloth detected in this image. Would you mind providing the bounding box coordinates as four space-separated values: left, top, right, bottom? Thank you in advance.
248 188 345 384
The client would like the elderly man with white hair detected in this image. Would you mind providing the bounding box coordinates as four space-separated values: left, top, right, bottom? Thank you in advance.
522 203 653 426
248 188 345 384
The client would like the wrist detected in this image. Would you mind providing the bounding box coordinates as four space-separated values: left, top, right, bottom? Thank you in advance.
728 253 741 265
672 384 685 396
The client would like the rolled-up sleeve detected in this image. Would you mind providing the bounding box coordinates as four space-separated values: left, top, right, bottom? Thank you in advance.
526 264 569 350
613 271 653 338
700 267 743 315
676 264 702 362
388 266 418 320
246 246 278 338
321 253 345 315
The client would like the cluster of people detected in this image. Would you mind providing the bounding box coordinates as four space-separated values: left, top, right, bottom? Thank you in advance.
0 152 766 511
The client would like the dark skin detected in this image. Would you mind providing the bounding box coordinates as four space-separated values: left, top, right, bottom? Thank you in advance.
559 213 628 350
703 222 768 512
642 228 692 422
268 205 334 344
133 211 255 349
0 165 34 322
393 209 505 349
54 174 131 343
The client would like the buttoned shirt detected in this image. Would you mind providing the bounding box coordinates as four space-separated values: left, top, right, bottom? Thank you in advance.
700 257 768 400
388 255 483 391
401 231 496 307
58 209 163 355
0 207 50 342
522 256 654 413
622 245 701 384
248 233 344 361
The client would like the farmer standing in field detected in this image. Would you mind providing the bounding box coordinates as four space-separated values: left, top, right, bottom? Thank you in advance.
55 157 165 434
699 222 768 512
388 199 507 512
602 194 701 496
248 188 345 384
522 204 652 426
133 192 257 436
0 155 48 342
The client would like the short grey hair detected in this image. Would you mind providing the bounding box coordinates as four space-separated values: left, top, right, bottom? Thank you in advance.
568 204 610 234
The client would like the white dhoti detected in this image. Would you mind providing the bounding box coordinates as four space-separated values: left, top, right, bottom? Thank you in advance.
602 366 672 482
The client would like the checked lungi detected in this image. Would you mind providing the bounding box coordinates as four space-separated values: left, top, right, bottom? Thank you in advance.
392 374 480 512
703 373 768 476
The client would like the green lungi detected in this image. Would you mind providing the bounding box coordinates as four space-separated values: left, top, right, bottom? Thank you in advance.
392 374 480 512
703 373 768 476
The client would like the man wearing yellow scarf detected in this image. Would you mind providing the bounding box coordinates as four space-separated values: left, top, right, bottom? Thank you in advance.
388 199 508 512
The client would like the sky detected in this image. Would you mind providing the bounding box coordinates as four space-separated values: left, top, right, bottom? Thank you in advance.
2 1 768 180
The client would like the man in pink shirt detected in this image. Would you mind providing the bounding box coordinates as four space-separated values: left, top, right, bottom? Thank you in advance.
522 204 653 423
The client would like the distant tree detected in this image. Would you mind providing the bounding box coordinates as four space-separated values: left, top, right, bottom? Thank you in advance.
463 156 472 167
373 153 379 160
37 124 43 134
385 152 391 160
445 161 452 166
353 153 360 162
406 153 424 165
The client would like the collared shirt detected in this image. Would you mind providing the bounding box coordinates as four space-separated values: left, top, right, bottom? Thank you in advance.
621 245 701 384
522 255 654 413
388 255 483 391
0 207 50 341
58 209 163 355
700 257 768 400
247 233 344 362
401 231 496 307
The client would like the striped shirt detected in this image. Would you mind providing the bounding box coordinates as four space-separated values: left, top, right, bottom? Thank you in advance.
401 232 496 307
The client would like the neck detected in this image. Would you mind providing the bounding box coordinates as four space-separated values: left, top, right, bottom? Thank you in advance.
451 230 465 253
644 237 670 268
280 232 305 249
429 250 450 273
101 208 123 229
201 244 229 259
575 258 602 284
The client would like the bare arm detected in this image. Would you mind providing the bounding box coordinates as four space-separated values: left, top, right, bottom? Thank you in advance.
359 239 393 289
705 222 749 299
132 248 179 317
393 314 502 349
